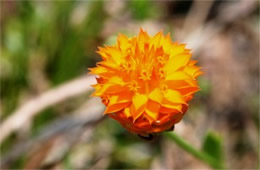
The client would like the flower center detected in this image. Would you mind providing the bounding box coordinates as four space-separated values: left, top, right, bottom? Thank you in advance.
139 69 151 80
157 56 166 65
120 62 133 73
160 84 168 94
128 81 140 92
158 68 165 78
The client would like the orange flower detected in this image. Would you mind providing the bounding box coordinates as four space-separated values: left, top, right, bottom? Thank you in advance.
90 29 202 135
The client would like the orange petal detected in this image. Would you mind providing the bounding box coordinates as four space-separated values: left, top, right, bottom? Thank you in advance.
160 104 183 113
188 60 198 66
105 92 133 113
170 112 183 123
145 100 160 121
177 86 200 96
138 29 150 52
95 77 126 95
108 91 132 105
100 84 127 95
105 102 130 114
166 79 198 89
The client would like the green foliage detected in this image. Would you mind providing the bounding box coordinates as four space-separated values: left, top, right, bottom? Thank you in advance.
1 0 258 169
0 133 17 155
48 1 107 84
128 0 159 21
31 109 57 136
166 132 225 169
10 155 27 169
202 131 224 165
198 77 211 97
63 153 73 169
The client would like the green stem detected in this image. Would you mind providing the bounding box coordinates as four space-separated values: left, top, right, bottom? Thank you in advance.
164 132 225 169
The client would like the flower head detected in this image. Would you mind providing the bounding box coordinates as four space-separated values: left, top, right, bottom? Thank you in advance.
90 29 202 135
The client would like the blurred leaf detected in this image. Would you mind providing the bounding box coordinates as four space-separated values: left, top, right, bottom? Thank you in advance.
31 109 57 136
10 155 27 169
63 154 73 169
5 21 24 54
0 133 17 155
128 0 159 21
202 131 224 164
49 1 106 84
104 35 117 46
82 0 106 38
198 77 211 97
18 0 35 21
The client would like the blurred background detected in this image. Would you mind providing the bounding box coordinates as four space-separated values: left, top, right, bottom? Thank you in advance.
0 0 259 169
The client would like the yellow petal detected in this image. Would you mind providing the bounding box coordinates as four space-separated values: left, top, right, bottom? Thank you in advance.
131 94 148 121
148 88 163 103
107 76 125 85
184 65 202 78
164 53 191 75
89 66 107 74
103 47 124 64
170 43 186 56
161 33 172 53
144 113 155 125
194 71 203 78
91 84 102 96
124 107 131 118
150 31 162 49
163 89 187 105
97 47 109 60
98 61 118 71
117 33 130 51
166 71 191 81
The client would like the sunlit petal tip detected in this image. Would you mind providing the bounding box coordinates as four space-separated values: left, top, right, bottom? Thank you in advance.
88 67 93 71
90 29 202 134
90 92 96 97
97 46 104 51
139 27 145 33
